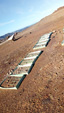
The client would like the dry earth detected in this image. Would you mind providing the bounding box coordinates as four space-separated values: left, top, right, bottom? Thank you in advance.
0 7 64 113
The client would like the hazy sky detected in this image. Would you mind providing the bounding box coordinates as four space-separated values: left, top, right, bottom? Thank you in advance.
0 0 64 36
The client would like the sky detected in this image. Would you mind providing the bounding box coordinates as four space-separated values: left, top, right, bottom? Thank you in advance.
0 0 64 36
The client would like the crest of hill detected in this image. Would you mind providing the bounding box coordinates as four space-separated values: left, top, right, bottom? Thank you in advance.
53 6 64 14
37 6 64 30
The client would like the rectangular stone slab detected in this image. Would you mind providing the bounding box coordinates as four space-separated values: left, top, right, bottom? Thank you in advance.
24 50 42 60
26 53 38 57
24 56 37 60
34 44 46 47
36 42 47 45
39 38 49 42
37 41 48 44
19 59 34 65
40 36 49 40
0 75 26 89
38 40 48 43
33 45 45 50
28 50 41 54
11 65 33 75
18 63 32 67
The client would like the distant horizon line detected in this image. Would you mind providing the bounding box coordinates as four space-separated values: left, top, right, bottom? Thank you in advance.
0 22 36 37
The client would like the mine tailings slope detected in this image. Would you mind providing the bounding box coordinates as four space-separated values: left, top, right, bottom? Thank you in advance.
0 6 64 113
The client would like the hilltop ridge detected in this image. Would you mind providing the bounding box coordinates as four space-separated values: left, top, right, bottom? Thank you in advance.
53 6 64 13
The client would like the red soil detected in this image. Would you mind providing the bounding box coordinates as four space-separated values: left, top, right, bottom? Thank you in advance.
0 7 64 113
